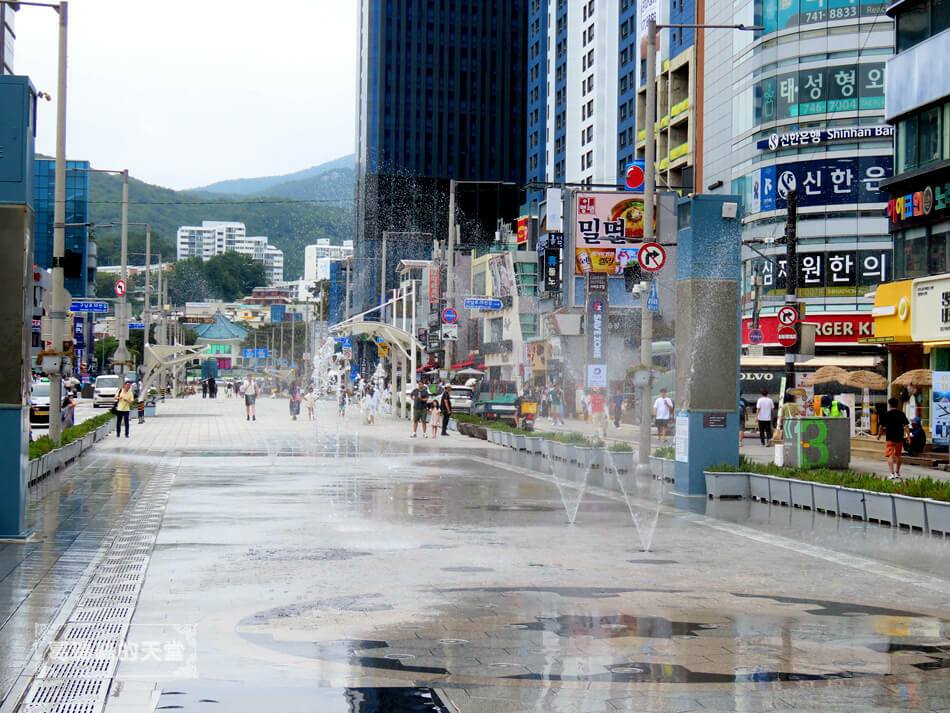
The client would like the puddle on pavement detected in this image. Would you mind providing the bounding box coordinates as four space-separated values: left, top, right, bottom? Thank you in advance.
154 683 450 712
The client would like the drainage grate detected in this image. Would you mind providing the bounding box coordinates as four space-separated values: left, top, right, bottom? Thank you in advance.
37 659 113 680
62 622 126 640
27 678 104 704
71 607 131 624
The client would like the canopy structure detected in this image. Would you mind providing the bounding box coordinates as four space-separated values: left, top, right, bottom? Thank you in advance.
140 343 210 399
328 321 423 361
893 368 933 387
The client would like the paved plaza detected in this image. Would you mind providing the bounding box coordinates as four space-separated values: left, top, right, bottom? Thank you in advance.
2 393 950 712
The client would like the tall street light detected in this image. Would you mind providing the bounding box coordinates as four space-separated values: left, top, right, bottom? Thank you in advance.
638 20 760 476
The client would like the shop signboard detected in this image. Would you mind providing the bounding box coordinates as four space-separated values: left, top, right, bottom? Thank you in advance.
886 173 950 225
910 273 950 342
573 191 652 275
755 62 885 122
757 125 893 151
933 371 950 446
741 314 873 346
748 249 890 297
517 216 530 245
586 279 608 388
543 248 561 292
760 0 887 34
757 155 891 212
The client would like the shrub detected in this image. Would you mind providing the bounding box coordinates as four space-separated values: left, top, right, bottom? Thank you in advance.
30 411 113 460
653 446 675 458
608 441 633 452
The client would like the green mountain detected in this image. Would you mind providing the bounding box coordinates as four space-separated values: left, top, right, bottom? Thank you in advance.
253 166 354 205
86 169 353 280
190 154 355 195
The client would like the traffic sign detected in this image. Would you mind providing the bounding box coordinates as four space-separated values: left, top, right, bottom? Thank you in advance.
441 323 458 341
748 328 765 345
342 348 352 360
646 279 660 312
70 301 109 313
777 326 798 347
128 322 145 330
442 307 458 324
114 279 127 297
463 297 503 310
302 352 311 361
777 305 799 326
624 160 645 191
637 242 666 271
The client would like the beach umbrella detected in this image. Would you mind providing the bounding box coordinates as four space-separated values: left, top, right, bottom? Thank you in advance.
801 366 849 386
843 370 888 390
892 368 933 387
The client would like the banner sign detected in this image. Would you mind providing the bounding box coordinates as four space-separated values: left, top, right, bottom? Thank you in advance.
586 276 608 388
933 371 950 446
573 191 657 274
754 156 891 212
543 248 561 292
910 273 950 342
760 0 887 34
517 216 530 245
742 314 873 346
757 125 893 151
747 249 890 297
755 62 885 123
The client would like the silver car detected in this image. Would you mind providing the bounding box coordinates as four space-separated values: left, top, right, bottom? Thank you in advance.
93 375 121 407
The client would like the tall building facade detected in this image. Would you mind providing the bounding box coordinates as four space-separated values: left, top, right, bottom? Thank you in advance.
176 220 284 284
1 3 15 75
702 0 894 368
304 238 354 283
355 0 528 314
33 159 94 298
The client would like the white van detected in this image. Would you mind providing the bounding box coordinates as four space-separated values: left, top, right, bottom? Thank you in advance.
93 375 121 407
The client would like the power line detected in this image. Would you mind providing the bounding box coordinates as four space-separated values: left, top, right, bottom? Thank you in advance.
86 198 354 207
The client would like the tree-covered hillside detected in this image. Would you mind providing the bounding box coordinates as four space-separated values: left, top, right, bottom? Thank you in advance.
87 170 353 280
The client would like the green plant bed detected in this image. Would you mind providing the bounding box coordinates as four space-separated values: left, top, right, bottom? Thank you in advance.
708 456 950 503
608 442 633 452
30 412 114 460
653 446 675 458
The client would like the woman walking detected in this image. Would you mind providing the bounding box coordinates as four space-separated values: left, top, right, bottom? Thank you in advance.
288 380 301 421
114 380 136 438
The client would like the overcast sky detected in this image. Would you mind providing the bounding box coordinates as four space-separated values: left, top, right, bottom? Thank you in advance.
13 0 358 190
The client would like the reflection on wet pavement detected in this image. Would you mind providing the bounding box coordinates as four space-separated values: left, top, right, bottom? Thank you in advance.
5 397 950 713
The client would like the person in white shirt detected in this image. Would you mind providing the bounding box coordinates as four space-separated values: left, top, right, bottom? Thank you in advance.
652 388 674 441
755 388 775 446
244 377 259 421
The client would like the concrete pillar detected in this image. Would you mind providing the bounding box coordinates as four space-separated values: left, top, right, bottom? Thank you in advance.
673 195 743 497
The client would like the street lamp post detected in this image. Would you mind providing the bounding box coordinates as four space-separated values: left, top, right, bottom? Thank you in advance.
636 19 761 477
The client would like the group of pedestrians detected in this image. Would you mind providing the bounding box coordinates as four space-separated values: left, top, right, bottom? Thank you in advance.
410 379 452 439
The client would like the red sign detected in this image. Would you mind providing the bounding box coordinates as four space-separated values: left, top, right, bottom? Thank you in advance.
625 162 645 190
115 279 127 297
428 265 440 301
517 216 530 245
743 314 873 346
777 327 798 347
637 242 666 271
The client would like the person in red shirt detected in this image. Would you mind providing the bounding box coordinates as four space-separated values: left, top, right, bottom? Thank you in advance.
589 387 607 438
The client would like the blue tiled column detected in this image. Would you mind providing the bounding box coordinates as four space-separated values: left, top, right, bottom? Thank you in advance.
0 406 29 539
673 195 743 496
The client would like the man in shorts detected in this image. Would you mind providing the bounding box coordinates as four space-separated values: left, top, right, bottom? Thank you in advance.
244 376 258 421
877 396 909 480
653 388 674 442
410 380 429 438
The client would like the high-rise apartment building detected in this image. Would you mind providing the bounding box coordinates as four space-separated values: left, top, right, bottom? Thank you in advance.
355 0 528 313
33 159 94 298
1 3 15 75
176 220 284 284
702 0 894 366
304 239 354 283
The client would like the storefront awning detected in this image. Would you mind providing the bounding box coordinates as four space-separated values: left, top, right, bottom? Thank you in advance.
741 355 882 368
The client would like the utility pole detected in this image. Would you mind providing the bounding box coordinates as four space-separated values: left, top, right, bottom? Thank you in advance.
111 170 130 374
784 189 798 391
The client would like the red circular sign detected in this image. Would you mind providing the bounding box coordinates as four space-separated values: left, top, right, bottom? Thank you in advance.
625 163 645 190
777 326 798 347
637 242 667 271
114 279 127 297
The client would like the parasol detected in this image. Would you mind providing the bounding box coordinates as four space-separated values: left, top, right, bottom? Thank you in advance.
892 368 933 387
455 367 486 377
801 366 849 386
843 370 889 390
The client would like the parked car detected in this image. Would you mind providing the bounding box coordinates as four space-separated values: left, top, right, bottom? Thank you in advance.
93 375 121 407
29 380 51 425
448 385 475 414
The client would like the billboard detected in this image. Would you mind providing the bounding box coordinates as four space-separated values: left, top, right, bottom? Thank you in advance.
573 191 655 275
488 253 517 297
753 155 891 213
586 275 608 388
755 62 886 124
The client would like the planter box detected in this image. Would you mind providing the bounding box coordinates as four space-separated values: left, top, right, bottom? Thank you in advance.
574 447 593 469
473 426 488 440
607 450 633 473
565 444 578 464
836 487 866 520
893 493 927 531
541 439 555 458
925 499 950 536
486 428 497 444
28 458 41 483
525 436 543 455
589 448 605 471
514 434 527 451
705 471 750 499
812 483 839 515
864 490 895 526
750 473 771 502
788 479 814 510
769 477 791 506
662 458 676 482
144 405 156 417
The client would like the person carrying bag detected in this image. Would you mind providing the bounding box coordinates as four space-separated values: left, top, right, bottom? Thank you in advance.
114 380 136 438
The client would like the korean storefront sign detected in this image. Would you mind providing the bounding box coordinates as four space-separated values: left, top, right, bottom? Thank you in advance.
760 0 886 33
757 125 893 152
933 371 950 446
910 273 950 342
586 274 608 388
755 62 885 124
573 191 653 275
886 173 950 224
543 248 561 292
753 156 891 212
742 314 873 346
748 249 891 297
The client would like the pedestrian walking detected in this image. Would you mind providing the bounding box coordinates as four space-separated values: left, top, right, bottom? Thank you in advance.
338 389 348 418
429 388 441 438
225 380 233 398
439 384 452 435
288 380 301 420
303 386 316 421
756 388 775 446
611 386 624 428
550 385 565 425
653 388 674 442
244 376 258 421
369 386 380 424
114 380 136 438
410 380 429 438
590 387 608 438
878 396 910 480
201 379 208 398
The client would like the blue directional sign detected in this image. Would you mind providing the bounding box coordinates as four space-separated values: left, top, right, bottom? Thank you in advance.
242 348 269 359
129 322 145 330
646 280 660 313
464 297 503 310
334 337 353 347
70 301 109 313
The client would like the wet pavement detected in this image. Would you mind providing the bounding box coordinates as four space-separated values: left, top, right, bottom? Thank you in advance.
2 394 950 712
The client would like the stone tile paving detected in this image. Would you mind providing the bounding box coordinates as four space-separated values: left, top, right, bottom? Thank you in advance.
4 393 950 712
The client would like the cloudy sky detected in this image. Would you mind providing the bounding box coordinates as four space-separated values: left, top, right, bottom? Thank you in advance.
13 0 358 190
